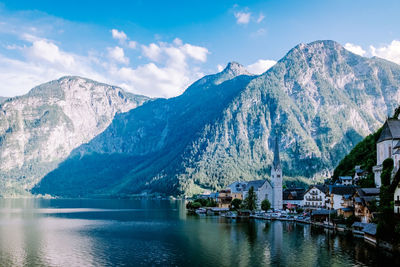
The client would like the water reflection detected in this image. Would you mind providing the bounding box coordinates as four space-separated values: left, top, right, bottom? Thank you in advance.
0 199 398 266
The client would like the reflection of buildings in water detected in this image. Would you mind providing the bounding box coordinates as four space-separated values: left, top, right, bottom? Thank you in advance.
285 222 294 233
271 221 283 258
244 221 258 246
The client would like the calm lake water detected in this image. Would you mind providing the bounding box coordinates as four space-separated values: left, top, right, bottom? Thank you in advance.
0 199 398 267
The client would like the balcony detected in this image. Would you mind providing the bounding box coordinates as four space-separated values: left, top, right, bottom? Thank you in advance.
395 200 400 206
304 205 325 209
306 197 322 201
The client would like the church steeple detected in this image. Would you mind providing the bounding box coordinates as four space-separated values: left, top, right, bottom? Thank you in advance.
273 136 281 170
270 135 283 210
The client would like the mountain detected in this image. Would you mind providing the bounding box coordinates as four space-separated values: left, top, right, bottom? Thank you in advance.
0 76 149 196
29 40 400 197
0 97 8 104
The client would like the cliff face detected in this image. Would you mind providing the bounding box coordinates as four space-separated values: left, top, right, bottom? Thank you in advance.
23 41 400 197
0 76 149 196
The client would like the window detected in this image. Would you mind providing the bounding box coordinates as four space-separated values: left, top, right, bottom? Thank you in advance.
397 195 399 201
389 146 392 157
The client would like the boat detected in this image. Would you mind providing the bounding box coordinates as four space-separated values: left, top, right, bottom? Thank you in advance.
195 208 207 215
223 211 237 219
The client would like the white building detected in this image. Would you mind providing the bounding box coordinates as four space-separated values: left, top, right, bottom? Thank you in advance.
238 137 283 210
394 184 400 214
327 185 356 210
373 119 400 187
389 166 400 214
303 185 326 210
283 188 305 209
338 176 353 186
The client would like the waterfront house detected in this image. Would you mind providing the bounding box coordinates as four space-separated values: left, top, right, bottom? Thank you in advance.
227 181 246 200
373 118 400 188
363 223 377 245
303 185 327 210
311 209 336 223
283 188 305 210
217 189 232 209
327 185 356 210
337 194 354 218
353 188 379 223
351 222 377 244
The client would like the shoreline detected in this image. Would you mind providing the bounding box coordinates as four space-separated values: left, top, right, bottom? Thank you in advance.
189 207 400 255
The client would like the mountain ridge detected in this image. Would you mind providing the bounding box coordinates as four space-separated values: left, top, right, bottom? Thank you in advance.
32 40 400 197
0 76 149 196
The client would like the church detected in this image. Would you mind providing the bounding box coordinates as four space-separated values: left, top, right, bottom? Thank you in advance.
228 137 283 210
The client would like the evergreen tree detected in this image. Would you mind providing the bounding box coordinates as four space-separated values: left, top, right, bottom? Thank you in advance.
231 198 242 210
243 186 257 211
377 158 395 242
261 199 271 211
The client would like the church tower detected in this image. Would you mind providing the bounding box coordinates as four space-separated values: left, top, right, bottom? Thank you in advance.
271 137 283 210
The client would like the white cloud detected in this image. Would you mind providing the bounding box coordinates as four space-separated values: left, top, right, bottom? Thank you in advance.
119 40 209 97
141 43 162 61
180 44 209 62
246 59 276 75
0 38 104 97
107 46 129 64
111 29 127 42
234 12 251 24
344 43 366 56
26 40 75 67
370 40 400 64
0 11 209 99
128 41 137 49
256 13 265 23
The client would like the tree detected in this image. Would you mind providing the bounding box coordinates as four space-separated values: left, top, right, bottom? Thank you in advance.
243 186 257 211
377 158 395 242
381 158 394 187
261 199 271 211
191 202 201 209
231 198 242 210
194 198 207 207
206 198 217 207
186 201 201 210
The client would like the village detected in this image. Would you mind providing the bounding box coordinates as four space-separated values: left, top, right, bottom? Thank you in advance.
186 118 400 252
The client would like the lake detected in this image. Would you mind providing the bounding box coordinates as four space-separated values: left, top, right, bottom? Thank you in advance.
0 199 398 266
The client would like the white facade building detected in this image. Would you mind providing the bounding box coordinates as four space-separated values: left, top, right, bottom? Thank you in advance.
395 186 400 214
389 171 400 214
303 185 326 210
338 176 353 186
373 119 400 187
238 137 283 210
327 185 356 210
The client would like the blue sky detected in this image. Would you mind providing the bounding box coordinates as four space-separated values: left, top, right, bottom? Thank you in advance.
0 0 399 97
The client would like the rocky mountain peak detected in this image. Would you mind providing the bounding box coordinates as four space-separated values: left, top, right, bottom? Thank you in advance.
222 62 251 76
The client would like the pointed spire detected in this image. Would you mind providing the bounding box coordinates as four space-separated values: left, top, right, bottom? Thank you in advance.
273 136 281 169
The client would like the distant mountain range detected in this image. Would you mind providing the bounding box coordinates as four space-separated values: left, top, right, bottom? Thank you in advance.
29 40 400 197
1 40 400 197
0 77 149 196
